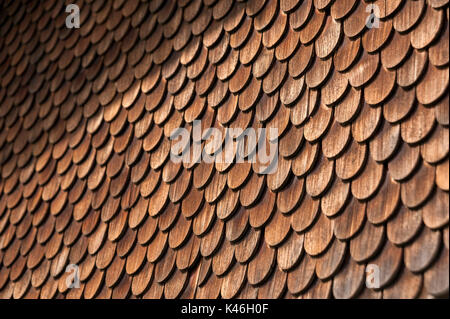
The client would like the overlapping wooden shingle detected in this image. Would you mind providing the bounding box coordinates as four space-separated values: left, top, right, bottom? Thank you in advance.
0 0 448 299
